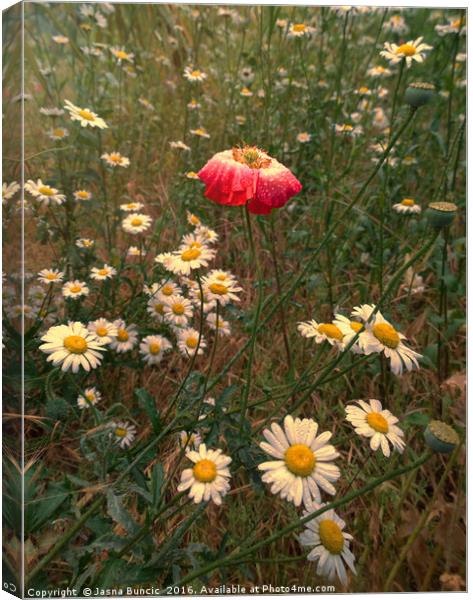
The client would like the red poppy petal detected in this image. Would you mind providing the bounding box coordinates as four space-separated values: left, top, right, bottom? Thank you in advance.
255 164 302 209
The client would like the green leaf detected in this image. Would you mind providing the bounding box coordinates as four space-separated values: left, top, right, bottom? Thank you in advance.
106 490 139 535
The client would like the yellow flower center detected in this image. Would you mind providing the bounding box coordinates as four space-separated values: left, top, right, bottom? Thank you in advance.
366 412 389 434
85 391 95 401
358 86 370 94
189 241 202 248
53 128 65 137
186 336 198 349
209 282 228 296
232 145 271 169
79 109 95 121
96 326 108 337
350 321 363 333
76 190 89 199
319 520 344 554
110 153 122 162
284 444 316 477
292 23 307 33
181 248 201 261
149 342 161 355
154 303 164 315
98 269 109 276
69 285 82 293
191 69 202 78
317 323 344 341
162 285 174 295
193 459 217 483
114 427 128 438
64 335 88 354
396 43 416 57
451 19 461 28
401 198 415 206
190 215 200 225
131 218 143 227
172 303 185 315
46 273 57 280
372 322 400 349
115 50 129 59
38 185 54 196
117 328 129 342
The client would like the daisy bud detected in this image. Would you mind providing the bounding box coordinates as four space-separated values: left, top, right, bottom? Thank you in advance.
404 82 436 108
424 420 459 454
425 201 458 229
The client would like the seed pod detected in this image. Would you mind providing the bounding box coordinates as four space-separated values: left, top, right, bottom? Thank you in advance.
405 82 436 107
425 201 458 229
424 420 459 454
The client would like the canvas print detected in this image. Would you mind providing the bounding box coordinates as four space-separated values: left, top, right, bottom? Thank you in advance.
2 2 466 597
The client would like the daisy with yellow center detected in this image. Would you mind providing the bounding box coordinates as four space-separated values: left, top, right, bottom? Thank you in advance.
140 334 172 366
288 23 314 37
101 152 130 168
194 225 219 245
39 322 105 373
76 238 95 249
383 14 408 34
186 211 201 227
73 190 92 201
120 201 144 212
380 37 433 68
296 132 312 143
351 304 422 375
77 386 102 410
393 198 422 214
90 264 117 281
202 272 242 306
206 313 231 336
156 246 216 276
435 17 466 37
2 181 20 201
48 127 69 141
87 318 118 345
64 100 107 129
146 297 167 322
25 179 66 205
179 232 208 250
110 421 137 449
367 65 393 78
109 319 138 353
179 431 202 450
297 320 345 348
258 415 340 508
188 285 217 314
62 280 89 300
122 213 152 235
177 327 206 357
299 503 356 586
183 66 208 83
190 127 210 139
240 87 253 97
177 443 231 505
37 268 64 285
332 314 365 354
52 35 69 44
110 47 134 63
163 295 194 326
345 399 405 457
334 123 363 137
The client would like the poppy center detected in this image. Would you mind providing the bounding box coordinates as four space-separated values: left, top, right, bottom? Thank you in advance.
232 145 271 169
284 444 316 477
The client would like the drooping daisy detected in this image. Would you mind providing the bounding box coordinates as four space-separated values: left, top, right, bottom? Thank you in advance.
206 313 231 336
25 179 66 205
170 140 191 151
110 421 137 449
146 296 166 322
38 268 64 285
76 238 95 249
187 99 201 110
110 47 134 63
402 268 425 295
177 443 232 505
77 386 102 409
299 503 356 586
39 322 105 373
127 246 141 257
64 100 107 129
240 87 253 97
73 189 92 201
345 399 405 457
156 246 216 276
101 152 130 168
2 181 20 201
139 334 173 365
40 107 65 117
258 415 341 508
163 295 193 327
297 320 344 348
332 314 364 354
195 225 219 245
177 327 206 357
380 37 433 68
120 201 144 212
186 211 201 227
62 280 90 300
183 66 208 82
392 198 422 214
48 127 69 141
202 272 242 306
87 318 118 345
122 213 152 234
435 17 466 36
90 264 117 281
109 320 138 353
179 430 202 449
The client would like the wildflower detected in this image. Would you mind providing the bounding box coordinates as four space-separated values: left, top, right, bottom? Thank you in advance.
120 201 144 212
64 100 107 129
110 47 134 62
334 124 363 137
150 279 183 301
240 87 253 97
101 152 130 168
188 285 216 314
372 107 388 129
2 181 20 201
147 297 166 322
185 171 200 179
177 443 231 505
195 225 219 244
163 295 194 326
48 127 69 141
435 16 466 36
367 65 392 78
202 272 242 306
170 140 191 151
258 415 340 508
402 268 425 295
380 37 433 68
383 14 408 34
90 264 117 281
110 421 136 448
345 400 405 456
76 238 95 249
198 146 302 215
52 35 69 44
299 503 356 586
73 189 92 201
190 127 210 138
393 198 421 214
127 246 141 257
206 313 231 336
38 268 64 285
122 213 152 234
40 107 65 117
62 280 89 300
109 320 138 353
183 67 207 82
239 66 254 83
179 431 202 449
138 97 155 111
140 334 173 365
87 318 118 345
39 322 105 373
177 327 206 357
156 246 216 276
297 320 344 348
187 211 201 227
297 132 312 143
332 314 364 353
187 99 201 110
77 387 102 409
401 155 418 166
25 179 66 205
288 23 315 37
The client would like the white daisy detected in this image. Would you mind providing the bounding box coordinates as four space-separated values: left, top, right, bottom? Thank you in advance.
177 327 206 357
299 503 356 586
206 313 231 336
297 320 344 348
332 314 364 354
435 17 466 36
258 415 341 508
154 279 183 302
39 322 105 373
186 211 201 227
52 34 69 44
170 140 191 151
146 297 166 322
64 99 107 129
194 225 219 244
48 127 69 141
367 65 393 78
345 399 405 457
183 66 207 82
188 283 217 313
163 295 193 327
287 23 315 37
392 198 422 214
2 181 20 201
110 421 136 449
122 213 152 234
101 152 130 168
202 272 242 306
77 386 102 409
40 107 65 117
156 246 216 276
62 280 89 300
190 127 210 139
38 268 64 285
127 246 141 257
120 201 144 212
73 190 92 201
76 238 95 249
383 14 408 34
177 443 231 505
179 431 202 449
87 318 118 345
380 37 433 68
25 179 66 205
90 264 117 281
110 47 134 63
109 320 138 353
140 334 173 365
